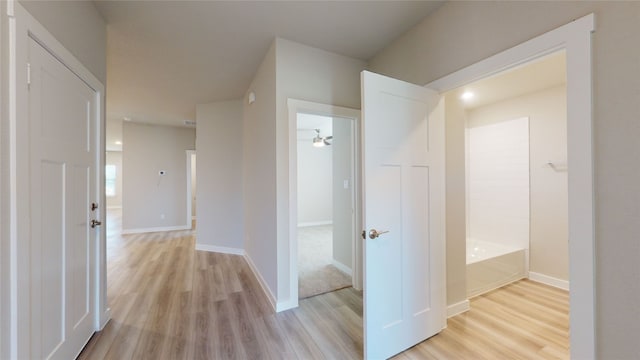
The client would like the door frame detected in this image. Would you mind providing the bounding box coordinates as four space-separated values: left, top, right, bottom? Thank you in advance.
285 99 361 311
186 150 196 225
426 14 595 359
1 2 108 358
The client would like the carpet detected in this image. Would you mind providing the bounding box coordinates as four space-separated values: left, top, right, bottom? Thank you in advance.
298 225 352 299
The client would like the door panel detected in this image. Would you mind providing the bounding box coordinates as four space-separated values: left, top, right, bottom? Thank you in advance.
29 37 97 360
362 71 445 359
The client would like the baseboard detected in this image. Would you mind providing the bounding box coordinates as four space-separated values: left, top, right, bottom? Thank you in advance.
528 272 570 291
332 259 352 276
447 300 470 318
121 225 191 234
297 221 332 227
243 252 277 312
195 244 245 255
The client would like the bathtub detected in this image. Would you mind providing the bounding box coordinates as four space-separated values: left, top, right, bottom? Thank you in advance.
466 239 526 298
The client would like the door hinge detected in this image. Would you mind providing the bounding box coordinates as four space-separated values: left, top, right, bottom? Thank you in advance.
27 63 31 88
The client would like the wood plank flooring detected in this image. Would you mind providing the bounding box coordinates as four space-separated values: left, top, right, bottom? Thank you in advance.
79 210 568 359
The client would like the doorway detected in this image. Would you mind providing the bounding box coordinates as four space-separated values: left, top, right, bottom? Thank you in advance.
426 14 595 358
458 52 569 299
287 99 361 309
296 113 354 299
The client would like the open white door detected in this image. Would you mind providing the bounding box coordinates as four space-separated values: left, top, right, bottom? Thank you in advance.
28 37 98 359
361 71 445 359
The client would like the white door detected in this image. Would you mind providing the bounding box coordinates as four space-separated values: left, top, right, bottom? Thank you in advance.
361 71 445 359
28 37 98 359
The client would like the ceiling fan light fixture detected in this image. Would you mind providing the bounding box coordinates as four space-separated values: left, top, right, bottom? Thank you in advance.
313 136 325 147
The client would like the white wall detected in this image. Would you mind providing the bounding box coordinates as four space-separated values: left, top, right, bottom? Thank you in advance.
467 85 568 281
332 117 354 271
466 117 530 252
368 2 640 356
297 121 333 226
195 100 244 252
105 151 123 208
122 122 195 232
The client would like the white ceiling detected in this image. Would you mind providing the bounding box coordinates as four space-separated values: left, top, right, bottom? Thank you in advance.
455 51 566 110
96 0 444 150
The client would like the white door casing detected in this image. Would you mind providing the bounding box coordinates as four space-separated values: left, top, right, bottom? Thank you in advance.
362 71 446 359
28 36 98 360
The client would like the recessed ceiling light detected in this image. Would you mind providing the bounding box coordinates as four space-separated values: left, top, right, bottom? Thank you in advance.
115 141 122 145
461 91 475 101
123 116 131 121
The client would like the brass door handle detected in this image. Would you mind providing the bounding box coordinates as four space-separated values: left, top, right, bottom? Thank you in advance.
369 229 389 239
91 219 102 228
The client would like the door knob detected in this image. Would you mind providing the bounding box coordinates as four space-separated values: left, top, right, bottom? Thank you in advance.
369 229 389 239
90 219 102 228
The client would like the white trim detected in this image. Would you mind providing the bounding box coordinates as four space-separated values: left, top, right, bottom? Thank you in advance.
528 272 570 291
297 220 332 227
332 259 352 276
287 99 362 313
195 244 245 256
427 14 595 359
107 205 122 210
121 225 191 235
447 300 470 318
185 150 195 229
243 252 277 311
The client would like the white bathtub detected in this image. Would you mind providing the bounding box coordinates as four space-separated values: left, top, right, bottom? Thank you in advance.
466 239 526 298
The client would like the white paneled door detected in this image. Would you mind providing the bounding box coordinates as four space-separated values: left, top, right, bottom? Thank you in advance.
28 37 98 359
361 71 446 359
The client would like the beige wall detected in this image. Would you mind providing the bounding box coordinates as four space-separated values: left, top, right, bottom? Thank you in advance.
444 91 467 306
243 42 278 295
19 0 106 83
105 151 123 208
369 2 640 356
468 85 569 281
195 100 244 251
122 123 195 231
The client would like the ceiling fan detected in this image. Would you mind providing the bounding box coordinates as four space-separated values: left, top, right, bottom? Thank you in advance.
312 129 332 147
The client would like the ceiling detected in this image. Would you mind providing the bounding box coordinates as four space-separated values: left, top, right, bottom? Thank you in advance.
96 1 445 151
454 51 566 110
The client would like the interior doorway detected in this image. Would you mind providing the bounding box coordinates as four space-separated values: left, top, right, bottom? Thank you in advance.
296 113 354 299
425 14 595 358
287 99 361 309
458 52 569 297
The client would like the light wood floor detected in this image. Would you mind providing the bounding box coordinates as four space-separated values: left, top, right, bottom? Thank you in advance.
79 211 568 359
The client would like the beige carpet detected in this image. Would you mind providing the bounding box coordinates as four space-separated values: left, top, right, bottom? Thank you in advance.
298 225 352 299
